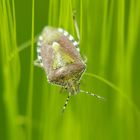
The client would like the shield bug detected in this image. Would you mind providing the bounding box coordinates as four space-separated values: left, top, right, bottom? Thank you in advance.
34 12 104 112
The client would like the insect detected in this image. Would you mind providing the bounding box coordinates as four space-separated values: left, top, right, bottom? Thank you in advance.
34 12 104 112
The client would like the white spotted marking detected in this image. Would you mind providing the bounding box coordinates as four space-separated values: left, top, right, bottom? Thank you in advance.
69 35 74 41
37 41 42 47
64 31 69 36
37 47 41 53
39 36 43 41
77 48 80 52
40 63 43 66
58 28 64 33
37 55 42 60
73 41 78 46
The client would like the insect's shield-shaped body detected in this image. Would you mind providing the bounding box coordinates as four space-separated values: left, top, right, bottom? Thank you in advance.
37 26 86 95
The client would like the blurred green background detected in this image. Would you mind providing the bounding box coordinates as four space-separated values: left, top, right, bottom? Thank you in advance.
0 0 140 140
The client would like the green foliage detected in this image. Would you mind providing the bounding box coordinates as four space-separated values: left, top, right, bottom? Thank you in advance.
0 0 140 140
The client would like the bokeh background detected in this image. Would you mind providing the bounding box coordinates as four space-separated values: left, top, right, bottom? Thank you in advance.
0 0 140 140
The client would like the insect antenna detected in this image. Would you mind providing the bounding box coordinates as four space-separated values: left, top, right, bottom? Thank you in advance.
80 90 105 101
73 9 80 43
62 94 71 113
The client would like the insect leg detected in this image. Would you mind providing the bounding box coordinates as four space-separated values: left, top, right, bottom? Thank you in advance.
34 59 43 68
73 10 80 43
61 95 71 113
80 90 105 101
